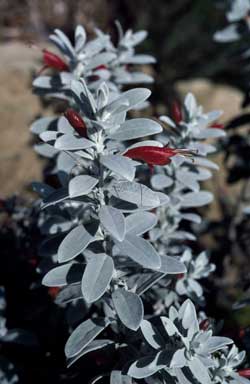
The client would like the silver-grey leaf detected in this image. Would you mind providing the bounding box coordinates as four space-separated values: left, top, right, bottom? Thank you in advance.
109 181 160 209
100 155 136 181
68 339 113 367
81 253 114 303
110 118 162 141
54 134 95 150
99 206 125 242
112 288 143 330
69 175 99 198
65 317 110 358
115 234 161 269
42 263 83 287
181 191 213 208
125 212 157 236
58 225 96 263
158 256 186 274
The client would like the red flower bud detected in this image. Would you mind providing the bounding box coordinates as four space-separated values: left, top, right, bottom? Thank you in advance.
124 146 194 167
42 49 69 72
177 273 185 279
239 328 245 339
171 101 183 124
239 369 250 378
210 123 224 129
48 287 60 299
95 65 107 71
64 109 87 137
199 319 210 331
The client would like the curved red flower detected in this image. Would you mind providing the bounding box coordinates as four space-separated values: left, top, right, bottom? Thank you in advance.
41 49 69 73
64 108 87 137
124 146 193 166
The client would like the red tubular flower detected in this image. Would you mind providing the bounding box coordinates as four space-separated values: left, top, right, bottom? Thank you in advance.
124 146 193 167
238 369 250 378
171 101 183 124
42 49 69 72
64 108 87 137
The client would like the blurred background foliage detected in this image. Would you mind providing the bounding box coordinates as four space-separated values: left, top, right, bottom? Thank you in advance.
0 0 239 100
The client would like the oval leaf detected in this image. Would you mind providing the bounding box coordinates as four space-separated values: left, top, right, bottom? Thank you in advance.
110 118 162 141
81 253 114 303
99 206 125 242
58 224 96 263
115 234 161 269
112 288 143 331
65 318 109 358
69 175 99 198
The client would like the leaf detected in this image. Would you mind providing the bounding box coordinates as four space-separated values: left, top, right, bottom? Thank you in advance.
151 174 173 190
181 213 201 224
109 181 160 209
34 143 58 158
55 284 82 304
75 25 86 53
195 128 225 139
170 349 186 368
181 191 213 208
100 155 136 181
140 320 164 350
160 317 180 337
125 212 157 235
32 182 54 198
42 263 83 287
39 131 59 143
81 253 114 303
110 371 132 384
41 187 69 209
120 54 156 64
99 204 126 240
128 353 161 379
110 118 162 141
112 288 143 330
57 152 75 175
188 357 212 384
54 134 94 150
68 339 114 367
176 170 200 192
126 140 164 151
191 157 219 170
58 116 74 134
214 25 240 43
65 317 110 358
115 234 161 269
158 256 186 275
54 28 75 58
58 224 97 263
30 116 56 134
69 175 99 198
179 300 199 337
206 337 233 353
85 52 116 71
103 88 151 116
71 79 96 117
